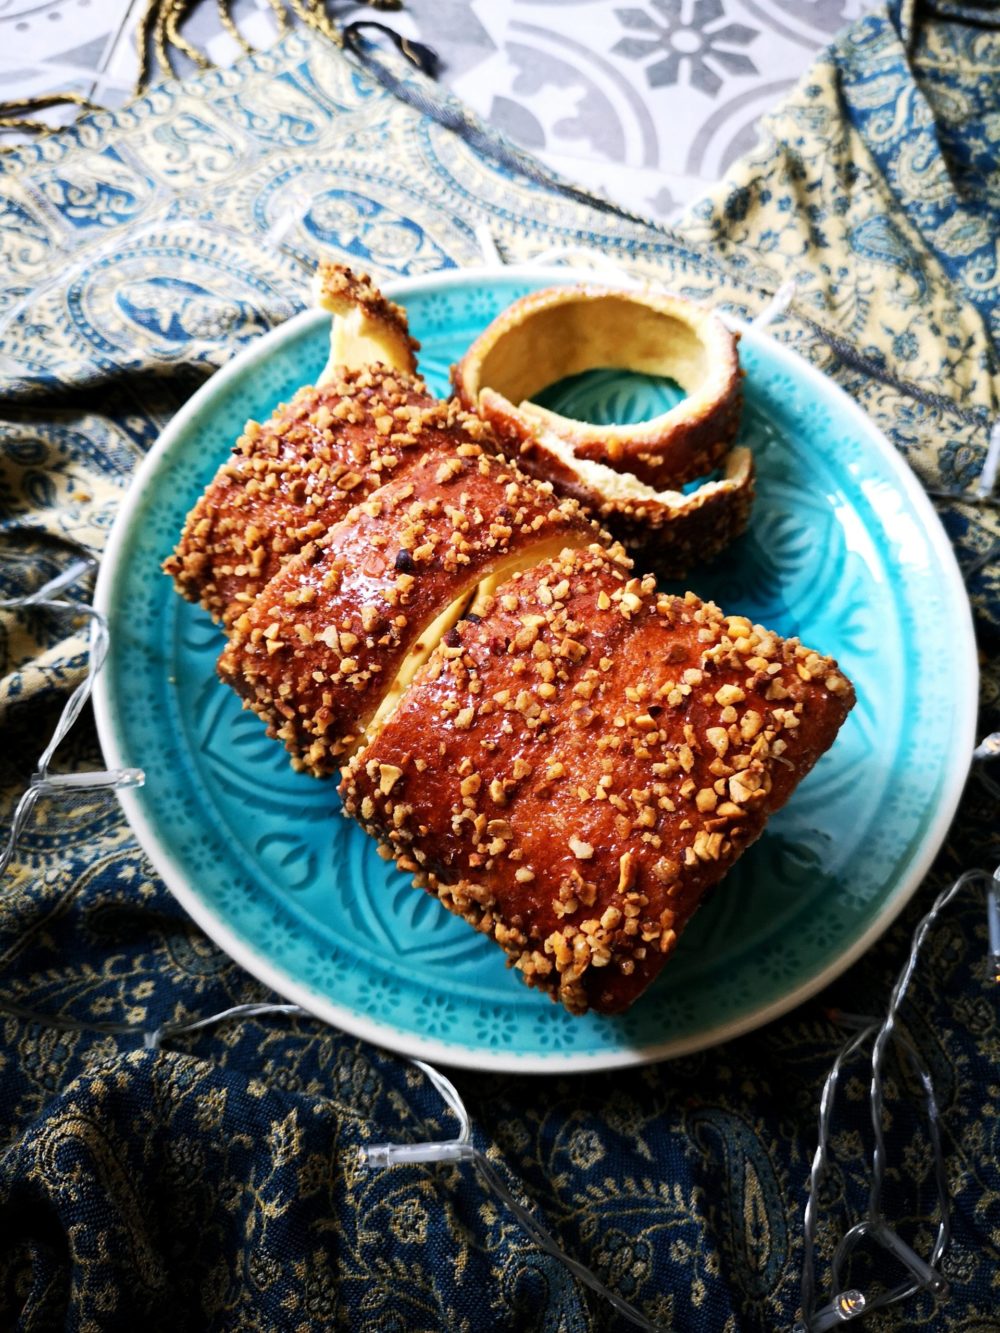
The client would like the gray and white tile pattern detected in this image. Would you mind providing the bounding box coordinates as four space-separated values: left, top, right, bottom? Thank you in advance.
1 0 875 219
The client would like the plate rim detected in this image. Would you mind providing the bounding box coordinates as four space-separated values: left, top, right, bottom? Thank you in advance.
93 264 978 1072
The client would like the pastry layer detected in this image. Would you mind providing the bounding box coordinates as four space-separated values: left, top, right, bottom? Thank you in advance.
341 545 855 1015
219 446 598 774
480 385 755 575
452 284 742 491
313 261 420 384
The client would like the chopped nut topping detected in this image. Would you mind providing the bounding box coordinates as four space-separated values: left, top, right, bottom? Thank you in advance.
715 684 745 706
706 726 729 756
696 787 718 813
740 709 763 740
652 857 679 884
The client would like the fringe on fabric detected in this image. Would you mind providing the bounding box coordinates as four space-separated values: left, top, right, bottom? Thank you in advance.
0 0 403 142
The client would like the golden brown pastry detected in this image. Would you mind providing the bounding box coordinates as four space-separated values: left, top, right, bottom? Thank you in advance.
163 370 498 628
312 261 419 385
452 283 742 489
478 390 755 575
452 283 752 574
341 544 855 1015
164 261 434 628
166 266 856 1019
219 445 598 774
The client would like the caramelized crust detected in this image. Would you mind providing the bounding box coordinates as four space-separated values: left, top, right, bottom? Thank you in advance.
219 448 599 775
163 367 495 626
452 284 750 571
573 448 754 575
341 546 855 1015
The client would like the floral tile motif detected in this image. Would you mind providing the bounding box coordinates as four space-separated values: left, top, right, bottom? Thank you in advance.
5 0 877 219
613 0 760 98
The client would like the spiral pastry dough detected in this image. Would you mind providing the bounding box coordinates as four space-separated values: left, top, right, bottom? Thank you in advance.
452 283 754 573
166 265 854 1015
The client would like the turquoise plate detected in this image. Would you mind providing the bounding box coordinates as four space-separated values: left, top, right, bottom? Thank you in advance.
94 267 977 1072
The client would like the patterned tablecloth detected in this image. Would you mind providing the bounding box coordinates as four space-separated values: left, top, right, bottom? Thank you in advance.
1 2 998 1330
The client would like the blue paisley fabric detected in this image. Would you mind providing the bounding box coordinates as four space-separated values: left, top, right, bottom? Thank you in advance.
1 3 998 1330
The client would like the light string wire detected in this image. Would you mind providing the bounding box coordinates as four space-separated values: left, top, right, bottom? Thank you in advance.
794 865 999 1331
2 869 998 1333
2 554 998 1333
480 233 1000 1329
973 731 1000 799
358 1062 662 1332
0 537 144 879
0 8 994 1319
0 979 666 1331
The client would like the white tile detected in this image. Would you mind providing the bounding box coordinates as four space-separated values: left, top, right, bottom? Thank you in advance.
1 0 880 220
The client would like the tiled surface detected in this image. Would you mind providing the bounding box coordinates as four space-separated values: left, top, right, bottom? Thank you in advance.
1 0 874 219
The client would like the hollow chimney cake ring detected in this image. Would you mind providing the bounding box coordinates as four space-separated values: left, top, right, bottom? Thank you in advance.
452 284 754 573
